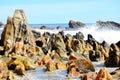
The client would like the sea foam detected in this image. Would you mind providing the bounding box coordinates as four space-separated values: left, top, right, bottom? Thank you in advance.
32 25 120 44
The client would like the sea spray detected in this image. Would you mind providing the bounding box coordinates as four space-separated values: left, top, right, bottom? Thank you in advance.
32 25 120 44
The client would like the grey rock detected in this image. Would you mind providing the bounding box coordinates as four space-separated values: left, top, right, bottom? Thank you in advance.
68 20 85 28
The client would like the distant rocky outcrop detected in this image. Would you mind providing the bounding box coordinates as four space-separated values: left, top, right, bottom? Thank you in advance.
96 20 120 30
0 21 4 26
68 20 85 28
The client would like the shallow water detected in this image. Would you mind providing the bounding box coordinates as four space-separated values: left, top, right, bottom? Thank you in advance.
14 62 118 80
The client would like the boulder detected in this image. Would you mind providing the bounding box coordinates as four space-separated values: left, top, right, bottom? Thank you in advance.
68 20 85 28
1 9 35 56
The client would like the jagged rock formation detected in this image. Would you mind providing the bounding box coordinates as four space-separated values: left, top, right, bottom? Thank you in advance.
1 9 35 56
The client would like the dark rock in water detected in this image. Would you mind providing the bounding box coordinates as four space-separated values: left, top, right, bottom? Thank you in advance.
0 21 4 26
40 25 47 29
68 20 85 28
1 9 35 56
96 20 120 30
56 26 62 29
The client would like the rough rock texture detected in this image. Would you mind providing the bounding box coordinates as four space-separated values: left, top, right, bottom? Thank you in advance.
95 68 113 80
68 52 95 72
0 60 15 80
68 20 85 28
105 43 120 67
1 9 35 56
7 56 36 75
96 20 120 30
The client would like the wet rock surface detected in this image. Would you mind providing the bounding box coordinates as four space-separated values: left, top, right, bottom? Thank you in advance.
0 9 120 80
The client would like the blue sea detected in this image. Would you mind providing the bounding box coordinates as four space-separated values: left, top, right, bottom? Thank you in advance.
30 23 69 29
30 23 93 29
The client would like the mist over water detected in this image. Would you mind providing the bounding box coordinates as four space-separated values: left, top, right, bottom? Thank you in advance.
32 25 120 44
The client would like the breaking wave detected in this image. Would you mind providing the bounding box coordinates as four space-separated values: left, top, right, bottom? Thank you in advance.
32 25 120 44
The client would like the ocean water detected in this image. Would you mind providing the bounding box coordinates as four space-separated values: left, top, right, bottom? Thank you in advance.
30 23 69 29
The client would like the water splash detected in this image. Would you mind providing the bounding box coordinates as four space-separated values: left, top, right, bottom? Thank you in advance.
32 25 120 44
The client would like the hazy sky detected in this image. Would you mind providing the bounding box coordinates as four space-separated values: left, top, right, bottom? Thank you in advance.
0 0 119 24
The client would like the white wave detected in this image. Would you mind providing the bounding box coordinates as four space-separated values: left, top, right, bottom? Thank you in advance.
32 25 120 44
0 27 4 30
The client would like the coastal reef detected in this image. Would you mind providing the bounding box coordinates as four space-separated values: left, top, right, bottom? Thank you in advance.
0 9 120 80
